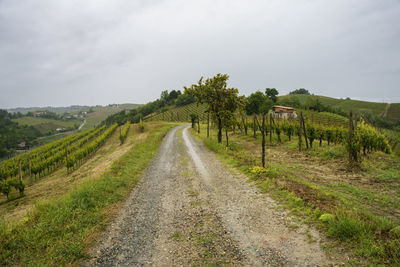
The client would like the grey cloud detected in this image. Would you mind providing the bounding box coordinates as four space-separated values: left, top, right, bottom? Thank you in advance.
0 0 400 108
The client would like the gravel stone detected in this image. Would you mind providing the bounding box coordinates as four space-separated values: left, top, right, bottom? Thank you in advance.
85 125 342 266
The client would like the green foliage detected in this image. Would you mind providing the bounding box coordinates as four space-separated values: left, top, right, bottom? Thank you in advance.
250 166 267 178
0 110 42 158
390 226 400 238
119 121 131 145
245 91 273 115
139 118 144 132
190 114 198 128
66 124 118 171
327 211 370 240
265 88 279 103
176 93 195 106
289 88 310 95
0 181 11 199
185 74 246 143
319 213 335 222
0 126 107 187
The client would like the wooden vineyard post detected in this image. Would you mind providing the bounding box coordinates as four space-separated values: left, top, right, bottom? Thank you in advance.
18 159 24 196
354 111 358 129
269 113 273 146
349 111 354 165
299 113 302 152
244 116 248 135
301 112 309 149
207 113 210 138
28 154 32 183
18 159 22 183
65 145 68 174
262 113 266 168
253 114 257 138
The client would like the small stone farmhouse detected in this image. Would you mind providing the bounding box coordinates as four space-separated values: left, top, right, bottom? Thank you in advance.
272 105 297 119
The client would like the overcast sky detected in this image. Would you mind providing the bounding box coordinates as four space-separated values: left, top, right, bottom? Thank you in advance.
1 0 399 108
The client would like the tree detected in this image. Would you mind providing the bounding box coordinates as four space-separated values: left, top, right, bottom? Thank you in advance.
245 91 265 115
265 88 279 103
184 74 245 143
245 91 273 115
176 93 195 106
289 88 310 95
168 90 181 101
160 90 169 102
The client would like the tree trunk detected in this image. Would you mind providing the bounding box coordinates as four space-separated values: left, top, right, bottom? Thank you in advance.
262 113 266 168
299 115 302 152
269 113 272 146
217 117 222 143
207 113 210 138
226 128 229 147
301 112 309 149
253 114 256 138
244 116 248 135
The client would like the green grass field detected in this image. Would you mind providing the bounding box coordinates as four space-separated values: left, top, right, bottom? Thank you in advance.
80 104 141 131
12 117 81 135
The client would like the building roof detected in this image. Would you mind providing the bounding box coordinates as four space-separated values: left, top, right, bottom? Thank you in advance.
272 105 295 110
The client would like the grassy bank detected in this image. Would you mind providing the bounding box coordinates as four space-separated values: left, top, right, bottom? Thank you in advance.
191 125 400 266
0 122 177 266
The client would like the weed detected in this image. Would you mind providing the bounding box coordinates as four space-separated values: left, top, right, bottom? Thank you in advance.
187 190 199 197
170 232 184 241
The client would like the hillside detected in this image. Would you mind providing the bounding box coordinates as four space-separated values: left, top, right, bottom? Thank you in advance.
80 104 140 131
278 94 400 123
12 117 82 135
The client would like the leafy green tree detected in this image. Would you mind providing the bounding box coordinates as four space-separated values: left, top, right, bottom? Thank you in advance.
176 93 195 106
184 74 245 143
245 91 265 115
160 90 169 102
289 88 310 95
168 90 181 101
265 88 279 103
245 91 273 115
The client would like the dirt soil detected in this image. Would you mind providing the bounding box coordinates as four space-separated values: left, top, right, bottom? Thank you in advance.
88 126 344 266
236 136 400 224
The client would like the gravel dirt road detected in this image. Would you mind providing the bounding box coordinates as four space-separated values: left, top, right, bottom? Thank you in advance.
87 125 339 266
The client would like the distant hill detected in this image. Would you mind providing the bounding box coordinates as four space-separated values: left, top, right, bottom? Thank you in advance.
278 94 400 123
7 104 140 115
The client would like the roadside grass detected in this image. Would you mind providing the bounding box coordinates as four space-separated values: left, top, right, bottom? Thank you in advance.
0 123 176 266
191 124 400 265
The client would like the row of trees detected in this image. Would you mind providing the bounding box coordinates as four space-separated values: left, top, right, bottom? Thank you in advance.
183 74 391 169
104 89 195 126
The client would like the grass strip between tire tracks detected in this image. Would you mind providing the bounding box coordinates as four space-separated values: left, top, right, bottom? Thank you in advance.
0 123 177 266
